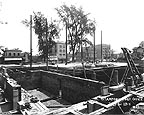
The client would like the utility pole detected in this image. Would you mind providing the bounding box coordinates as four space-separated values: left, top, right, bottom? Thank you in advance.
46 18 48 70
81 35 83 62
80 23 83 62
30 15 32 68
101 30 103 62
65 21 68 65
93 27 96 63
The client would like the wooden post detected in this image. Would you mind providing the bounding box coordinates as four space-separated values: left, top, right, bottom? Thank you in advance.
81 35 83 61
101 30 103 62
46 18 48 70
65 22 68 65
94 28 96 63
30 15 32 68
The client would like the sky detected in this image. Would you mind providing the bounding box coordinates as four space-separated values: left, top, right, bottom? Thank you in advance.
0 0 144 55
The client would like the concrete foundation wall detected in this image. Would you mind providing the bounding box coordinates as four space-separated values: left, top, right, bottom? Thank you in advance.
6 66 144 104
7 68 105 104
8 70 41 90
41 71 104 104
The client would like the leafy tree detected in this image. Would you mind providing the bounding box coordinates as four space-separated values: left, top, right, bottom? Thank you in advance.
56 4 95 62
22 12 60 61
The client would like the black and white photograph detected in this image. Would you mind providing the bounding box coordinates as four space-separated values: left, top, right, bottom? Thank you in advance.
0 0 144 114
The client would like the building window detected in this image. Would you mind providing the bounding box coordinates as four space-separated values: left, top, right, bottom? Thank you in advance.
13 53 15 56
59 49 62 52
18 53 20 56
9 53 11 56
63 49 65 52
60 45 62 48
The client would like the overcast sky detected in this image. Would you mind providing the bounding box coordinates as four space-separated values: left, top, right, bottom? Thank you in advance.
0 0 144 55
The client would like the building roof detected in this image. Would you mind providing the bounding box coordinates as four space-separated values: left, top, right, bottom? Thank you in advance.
5 49 22 52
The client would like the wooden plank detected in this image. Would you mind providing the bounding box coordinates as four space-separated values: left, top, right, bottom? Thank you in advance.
46 101 87 115
93 93 113 100
89 108 107 115
90 99 107 108
134 85 144 91
130 91 144 97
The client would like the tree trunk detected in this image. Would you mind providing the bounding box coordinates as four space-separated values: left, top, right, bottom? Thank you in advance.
72 49 75 62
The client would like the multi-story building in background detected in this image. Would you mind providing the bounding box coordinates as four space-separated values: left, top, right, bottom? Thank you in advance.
51 41 66 62
95 44 111 61
82 44 111 61
50 42 111 63
75 44 111 62
2 48 23 64
82 46 97 62
0 48 29 64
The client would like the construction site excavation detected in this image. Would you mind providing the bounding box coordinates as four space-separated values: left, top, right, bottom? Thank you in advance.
0 48 144 115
